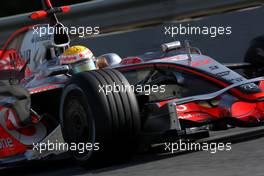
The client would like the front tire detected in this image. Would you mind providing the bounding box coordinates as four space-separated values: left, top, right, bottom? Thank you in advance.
60 69 141 166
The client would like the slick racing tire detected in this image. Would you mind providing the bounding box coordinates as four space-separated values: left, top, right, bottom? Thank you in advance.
244 36 264 78
60 69 141 166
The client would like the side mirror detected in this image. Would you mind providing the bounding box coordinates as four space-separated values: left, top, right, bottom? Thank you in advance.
47 65 69 76
161 41 182 52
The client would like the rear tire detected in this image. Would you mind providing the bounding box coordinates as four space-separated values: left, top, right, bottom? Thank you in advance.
60 69 141 166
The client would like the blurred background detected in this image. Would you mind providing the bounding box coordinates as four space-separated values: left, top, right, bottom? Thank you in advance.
0 0 263 61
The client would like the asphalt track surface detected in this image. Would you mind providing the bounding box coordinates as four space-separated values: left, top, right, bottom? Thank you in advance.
2 5 264 176
2 127 264 176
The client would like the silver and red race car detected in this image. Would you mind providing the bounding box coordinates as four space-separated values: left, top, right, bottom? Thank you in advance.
0 0 264 167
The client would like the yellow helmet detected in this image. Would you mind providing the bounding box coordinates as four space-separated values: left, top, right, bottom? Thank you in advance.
59 45 96 73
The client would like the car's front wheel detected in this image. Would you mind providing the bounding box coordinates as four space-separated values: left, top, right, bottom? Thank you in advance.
60 69 141 166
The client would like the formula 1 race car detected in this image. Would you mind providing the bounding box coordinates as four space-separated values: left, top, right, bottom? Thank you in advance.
1 0 264 167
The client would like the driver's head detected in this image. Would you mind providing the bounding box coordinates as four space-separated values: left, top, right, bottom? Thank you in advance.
59 45 96 73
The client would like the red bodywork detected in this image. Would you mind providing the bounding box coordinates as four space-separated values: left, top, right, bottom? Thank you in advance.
157 96 264 125
118 59 264 126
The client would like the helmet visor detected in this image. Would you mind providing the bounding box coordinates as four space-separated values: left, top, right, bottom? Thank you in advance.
72 59 96 74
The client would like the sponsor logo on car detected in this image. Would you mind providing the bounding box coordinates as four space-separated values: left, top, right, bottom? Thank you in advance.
0 138 14 149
